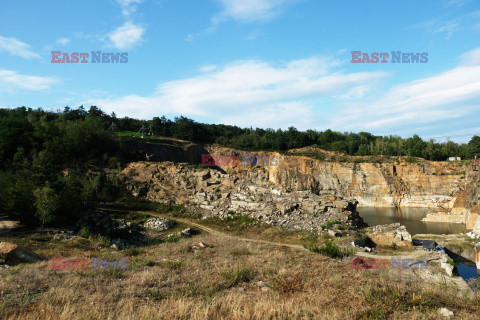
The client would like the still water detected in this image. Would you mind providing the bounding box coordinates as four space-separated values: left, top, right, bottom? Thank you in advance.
357 207 465 235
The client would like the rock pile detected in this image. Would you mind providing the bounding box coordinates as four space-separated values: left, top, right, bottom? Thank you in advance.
76 212 145 248
366 223 412 247
144 218 176 231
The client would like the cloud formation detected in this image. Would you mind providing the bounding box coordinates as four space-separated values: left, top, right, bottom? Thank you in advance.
0 36 41 59
108 22 145 50
329 47 480 135
89 56 387 128
0 70 58 92
213 0 296 23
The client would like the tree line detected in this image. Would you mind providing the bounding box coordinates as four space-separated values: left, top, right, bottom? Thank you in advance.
0 106 479 226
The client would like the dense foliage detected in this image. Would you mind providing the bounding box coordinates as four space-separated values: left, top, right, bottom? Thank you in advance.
0 106 120 226
0 106 479 226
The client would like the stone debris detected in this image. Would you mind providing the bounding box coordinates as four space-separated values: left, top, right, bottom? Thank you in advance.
367 223 412 247
144 217 176 231
0 242 47 265
76 211 145 248
438 307 454 318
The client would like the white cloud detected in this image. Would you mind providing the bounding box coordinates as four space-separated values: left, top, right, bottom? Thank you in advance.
108 22 145 50
56 38 71 46
213 0 299 24
0 36 40 59
117 0 143 16
0 70 58 92
89 56 387 125
328 47 480 134
408 20 459 39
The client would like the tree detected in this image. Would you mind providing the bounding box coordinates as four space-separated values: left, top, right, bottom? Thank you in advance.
467 135 480 158
34 185 60 226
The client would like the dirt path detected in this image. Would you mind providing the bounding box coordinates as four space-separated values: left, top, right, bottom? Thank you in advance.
146 211 309 251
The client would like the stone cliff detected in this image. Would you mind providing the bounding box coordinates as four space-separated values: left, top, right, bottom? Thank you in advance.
121 138 480 232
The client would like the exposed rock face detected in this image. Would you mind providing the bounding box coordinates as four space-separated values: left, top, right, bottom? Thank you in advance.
120 140 480 231
122 162 366 232
366 223 412 247
0 242 46 265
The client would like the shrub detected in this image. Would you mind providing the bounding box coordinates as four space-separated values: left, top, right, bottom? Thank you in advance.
78 227 90 238
270 274 304 295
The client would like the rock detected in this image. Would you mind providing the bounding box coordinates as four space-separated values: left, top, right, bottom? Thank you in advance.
438 307 454 318
352 238 376 251
179 228 200 238
144 218 176 231
0 242 47 265
367 223 412 247
475 243 480 270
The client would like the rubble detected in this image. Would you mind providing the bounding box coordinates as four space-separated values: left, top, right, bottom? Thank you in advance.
144 217 176 231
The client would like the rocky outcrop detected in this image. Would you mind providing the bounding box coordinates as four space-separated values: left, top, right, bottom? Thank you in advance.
121 162 366 232
144 218 176 231
0 242 46 265
119 139 479 231
366 223 412 247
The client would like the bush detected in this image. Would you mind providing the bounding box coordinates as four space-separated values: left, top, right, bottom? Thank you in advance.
78 227 90 238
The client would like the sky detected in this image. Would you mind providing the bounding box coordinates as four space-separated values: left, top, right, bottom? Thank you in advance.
1 0 480 142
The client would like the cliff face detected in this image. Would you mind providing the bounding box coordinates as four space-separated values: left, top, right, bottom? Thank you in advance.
121 138 480 231
265 156 465 208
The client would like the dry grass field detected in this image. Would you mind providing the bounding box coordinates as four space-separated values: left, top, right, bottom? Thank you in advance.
1 212 479 320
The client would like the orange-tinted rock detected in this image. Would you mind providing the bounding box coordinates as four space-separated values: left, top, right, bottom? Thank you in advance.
0 242 46 265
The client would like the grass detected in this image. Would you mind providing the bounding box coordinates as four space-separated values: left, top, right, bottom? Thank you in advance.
305 241 355 259
1 211 479 319
219 265 255 287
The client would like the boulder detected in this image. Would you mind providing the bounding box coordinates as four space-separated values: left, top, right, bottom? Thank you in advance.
0 242 46 265
367 223 412 247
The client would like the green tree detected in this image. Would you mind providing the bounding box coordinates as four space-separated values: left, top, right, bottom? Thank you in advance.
34 184 60 226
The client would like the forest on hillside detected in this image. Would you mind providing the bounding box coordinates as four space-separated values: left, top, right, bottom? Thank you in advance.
0 106 479 227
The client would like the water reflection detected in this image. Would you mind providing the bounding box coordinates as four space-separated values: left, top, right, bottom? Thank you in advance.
357 207 465 235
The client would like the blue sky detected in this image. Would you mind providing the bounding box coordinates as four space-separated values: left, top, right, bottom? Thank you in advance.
1 0 480 142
